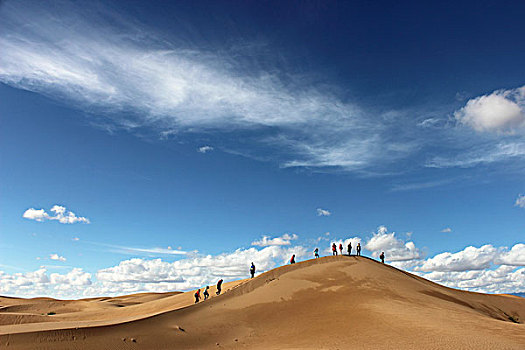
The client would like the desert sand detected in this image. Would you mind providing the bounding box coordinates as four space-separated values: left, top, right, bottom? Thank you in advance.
1 255 524 349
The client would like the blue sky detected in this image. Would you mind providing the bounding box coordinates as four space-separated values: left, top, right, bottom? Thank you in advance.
0 0 524 298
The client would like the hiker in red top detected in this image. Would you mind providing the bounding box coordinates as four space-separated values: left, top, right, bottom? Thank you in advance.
332 243 337 256
339 243 343 255
290 254 296 264
194 288 201 303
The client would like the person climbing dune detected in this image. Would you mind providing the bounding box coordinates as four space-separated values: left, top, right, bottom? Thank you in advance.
347 242 352 255
203 286 209 300
339 243 343 255
290 254 296 264
250 262 256 278
216 279 223 295
380 251 385 263
194 289 201 303
332 243 337 256
314 247 319 258
356 243 361 256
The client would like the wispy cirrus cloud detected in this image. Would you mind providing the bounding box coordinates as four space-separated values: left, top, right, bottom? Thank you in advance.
0 0 414 173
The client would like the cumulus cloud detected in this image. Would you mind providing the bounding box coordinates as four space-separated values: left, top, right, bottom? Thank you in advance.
251 233 298 247
23 205 90 224
316 208 331 216
0 0 414 173
49 254 66 262
0 242 309 298
416 245 499 272
441 227 452 233
364 226 422 261
198 146 214 153
454 86 525 133
496 244 525 266
416 265 524 294
515 194 525 208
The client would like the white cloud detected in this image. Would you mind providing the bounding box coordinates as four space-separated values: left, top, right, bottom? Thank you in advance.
251 233 298 247
426 141 525 168
0 1 413 172
515 194 525 208
22 205 90 224
22 208 49 222
496 244 525 266
49 253 66 262
454 86 525 133
198 146 214 153
416 265 525 294
416 245 498 272
316 208 331 216
364 226 422 261
441 227 452 233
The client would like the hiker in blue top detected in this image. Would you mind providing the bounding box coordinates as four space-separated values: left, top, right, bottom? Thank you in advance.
203 286 210 300
250 262 256 278
314 247 319 258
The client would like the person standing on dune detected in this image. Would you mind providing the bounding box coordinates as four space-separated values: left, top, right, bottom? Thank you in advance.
339 243 343 255
250 262 256 278
356 243 361 256
380 252 385 263
216 279 223 295
332 243 337 256
314 247 319 258
347 242 352 255
203 286 210 300
290 254 296 264
194 289 201 303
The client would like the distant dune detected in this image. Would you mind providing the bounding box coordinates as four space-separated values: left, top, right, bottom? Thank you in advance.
1 256 524 349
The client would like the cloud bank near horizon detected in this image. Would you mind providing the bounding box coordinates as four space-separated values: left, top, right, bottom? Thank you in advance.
1 228 523 298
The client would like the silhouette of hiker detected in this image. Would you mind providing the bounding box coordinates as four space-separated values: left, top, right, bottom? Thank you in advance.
380 252 385 263
314 247 319 258
339 243 343 255
290 254 296 264
356 243 361 256
250 262 256 278
332 243 337 256
194 289 201 303
203 286 210 300
216 279 223 295
347 242 352 255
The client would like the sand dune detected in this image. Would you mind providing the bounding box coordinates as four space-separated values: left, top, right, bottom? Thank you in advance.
1 256 524 349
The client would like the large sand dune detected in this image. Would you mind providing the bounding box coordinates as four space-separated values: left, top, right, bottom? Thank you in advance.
1 256 524 349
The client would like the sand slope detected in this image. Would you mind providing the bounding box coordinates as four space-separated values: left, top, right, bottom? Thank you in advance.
1 256 524 349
